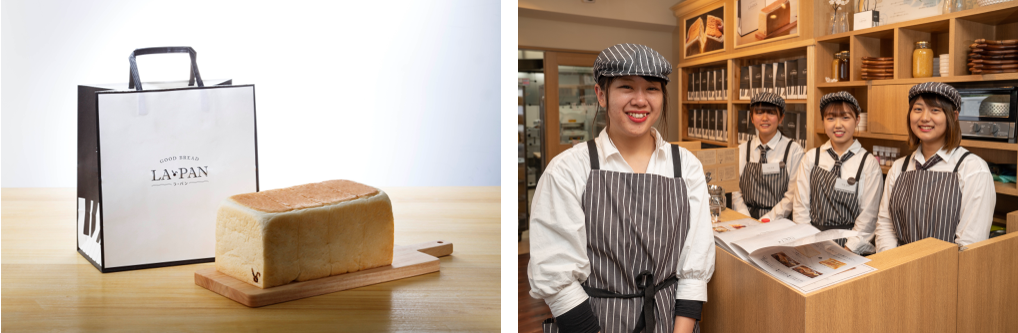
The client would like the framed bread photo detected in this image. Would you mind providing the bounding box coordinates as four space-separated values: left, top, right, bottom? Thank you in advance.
736 0 799 48
684 5 725 59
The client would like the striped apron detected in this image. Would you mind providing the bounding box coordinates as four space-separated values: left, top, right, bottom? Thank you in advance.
889 151 972 246
543 140 695 333
807 148 869 247
739 138 794 219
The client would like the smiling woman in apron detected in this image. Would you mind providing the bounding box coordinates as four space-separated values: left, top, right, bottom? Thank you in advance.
528 44 715 333
791 92 883 254
874 82 995 252
732 92 804 221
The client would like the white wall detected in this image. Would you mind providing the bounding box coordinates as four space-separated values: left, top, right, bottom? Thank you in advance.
1 0 500 189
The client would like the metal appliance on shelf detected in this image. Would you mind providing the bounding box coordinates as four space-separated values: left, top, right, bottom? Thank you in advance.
957 87 1018 143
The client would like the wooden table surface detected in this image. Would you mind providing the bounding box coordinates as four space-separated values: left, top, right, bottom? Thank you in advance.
1 187 500 332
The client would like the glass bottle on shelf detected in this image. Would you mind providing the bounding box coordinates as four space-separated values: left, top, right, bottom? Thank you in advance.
832 53 843 82
838 51 851 81
913 41 934 78
943 0 965 13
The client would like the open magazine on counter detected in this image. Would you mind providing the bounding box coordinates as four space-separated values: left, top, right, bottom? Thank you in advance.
712 218 877 292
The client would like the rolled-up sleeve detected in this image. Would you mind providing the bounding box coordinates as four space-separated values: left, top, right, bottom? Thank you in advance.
674 148 716 302
527 152 592 317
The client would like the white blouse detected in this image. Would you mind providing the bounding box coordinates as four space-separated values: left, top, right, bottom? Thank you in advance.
527 128 716 317
791 140 884 254
874 146 995 252
732 133 805 221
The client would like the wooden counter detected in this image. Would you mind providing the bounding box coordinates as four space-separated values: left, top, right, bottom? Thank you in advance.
703 209 960 333
0 187 500 332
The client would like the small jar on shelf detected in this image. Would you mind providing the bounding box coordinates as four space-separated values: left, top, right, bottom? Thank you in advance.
913 41 934 78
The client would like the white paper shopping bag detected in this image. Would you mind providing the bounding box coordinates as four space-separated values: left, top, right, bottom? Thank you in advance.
77 47 258 272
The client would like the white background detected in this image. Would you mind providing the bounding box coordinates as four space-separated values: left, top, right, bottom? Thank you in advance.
1 0 500 189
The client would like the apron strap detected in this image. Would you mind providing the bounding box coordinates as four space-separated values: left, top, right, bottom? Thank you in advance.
582 272 679 333
814 147 821 169
745 139 753 164
671 144 683 178
587 140 599 170
855 153 869 183
782 137 794 163
902 152 913 172
953 152 972 173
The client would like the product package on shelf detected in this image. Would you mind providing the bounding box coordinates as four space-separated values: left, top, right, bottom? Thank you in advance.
797 59 807 99
797 110 807 148
740 66 751 100
763 63 775 94
722 69 728 100
76 47 257 272
723 109 729 142
785 59 797 99
968 39 1018 75
694 109 702 138
775 62 786 99
711 70 720 101
707 108 717 141
780 111 795 142
687 108 695 138
688 73 694 101
751 64 763 97
738 109 748 144
705 71 712 101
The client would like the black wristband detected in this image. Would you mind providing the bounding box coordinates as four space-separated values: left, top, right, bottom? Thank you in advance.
674 299 704 321
555 299 601 333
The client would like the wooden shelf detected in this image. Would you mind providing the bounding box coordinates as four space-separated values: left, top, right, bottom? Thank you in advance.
817 81 869 88
960 139 1018 152
813 1 1018 41
678 40 814 68
732 99 808 104
995 181 1018 196
819 132 1018 152
868 74 1018 86
682 100 730 104
850 131 909 141
682 136 731 147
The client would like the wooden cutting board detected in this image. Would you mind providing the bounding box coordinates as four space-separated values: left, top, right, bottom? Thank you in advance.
195 240 453 307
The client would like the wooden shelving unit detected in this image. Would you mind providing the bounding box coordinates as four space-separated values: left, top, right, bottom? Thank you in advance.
673 0 1018 195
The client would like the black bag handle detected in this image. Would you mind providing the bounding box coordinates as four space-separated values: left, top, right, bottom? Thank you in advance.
128 47 205 91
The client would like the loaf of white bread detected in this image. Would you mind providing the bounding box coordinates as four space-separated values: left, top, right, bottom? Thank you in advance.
215 180 394 288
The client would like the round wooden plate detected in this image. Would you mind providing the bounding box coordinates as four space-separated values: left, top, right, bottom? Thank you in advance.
862 64 895 69
974 69 1018 74
984 59 1018 64
986 50 1018 55
862 60 895 65
861 57 893 61
976 39 1018 45
862 68 894 73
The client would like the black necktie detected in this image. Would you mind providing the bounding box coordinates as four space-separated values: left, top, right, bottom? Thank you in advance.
915 154 943 171
758 145 769 164
826 148 855 178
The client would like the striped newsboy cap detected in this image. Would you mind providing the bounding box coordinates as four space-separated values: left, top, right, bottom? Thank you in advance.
819 91 862 113
908 82 961 110
750 92 785 112
593 43 672 83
